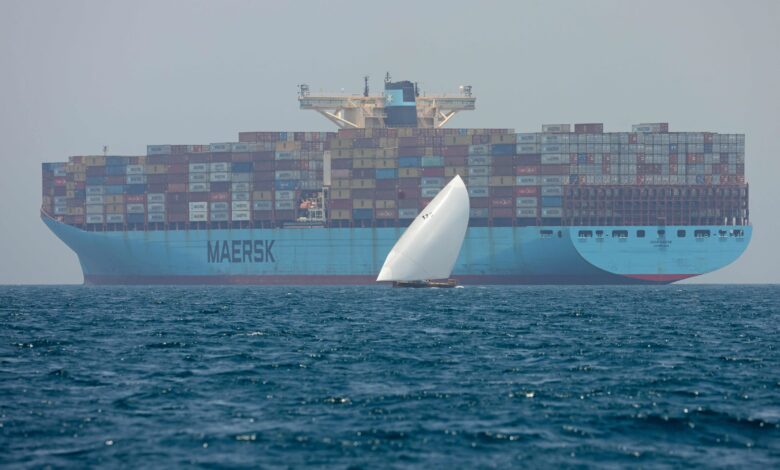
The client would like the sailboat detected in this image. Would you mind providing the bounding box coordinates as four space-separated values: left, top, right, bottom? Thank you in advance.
377 174 470 288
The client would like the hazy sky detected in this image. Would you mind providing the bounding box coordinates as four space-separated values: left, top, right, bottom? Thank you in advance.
1 0 778 284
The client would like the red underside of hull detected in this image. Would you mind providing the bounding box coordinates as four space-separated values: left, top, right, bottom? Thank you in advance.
83 273 690 286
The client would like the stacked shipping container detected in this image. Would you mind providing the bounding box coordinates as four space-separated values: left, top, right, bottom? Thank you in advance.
41 123 749 230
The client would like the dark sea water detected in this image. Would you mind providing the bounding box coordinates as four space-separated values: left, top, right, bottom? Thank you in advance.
1 285 779 468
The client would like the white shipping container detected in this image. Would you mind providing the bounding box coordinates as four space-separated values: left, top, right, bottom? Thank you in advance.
126 204 145 214
188 172 209 183
209 143 231 153
54 196 68 205
147 203 165 213
541 208 563 217
468 166 490 176
232 191 250 201
231 201 250 211
189 163 209 173
106 214 125 223
231 182 250 192
467 156 491 166
516 208 538 217
209 172 229 183
210 211 229 222
189 211 208 222
188 183 210 192
516 133 539 143
274 200 294 210
516 144 540 154
126 165 144 175
210 162 229 172
467 176 489 187
147 193 165 203
421 187 440 198
468 187 489 198
231 173 251 182
86 215 104 224
541 124 571 133
147 145 171 155
210 202 229 211
86 186 105 195
542 186 563 196
86 195 104 204
189 202 208 212
516 176 539 186
53 206 68 215
126 175 146 184
275 170 300 180
467 144 490 155
86 204 104 214
398 208 418 219
147 213 165 223
516 197 538 207
541 154 566 164
275 190 295 200
541 176 565 185
421 177 443 188
252 200 273 211
231 210 251 221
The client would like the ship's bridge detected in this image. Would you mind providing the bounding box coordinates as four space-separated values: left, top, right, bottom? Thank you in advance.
298 76 475 129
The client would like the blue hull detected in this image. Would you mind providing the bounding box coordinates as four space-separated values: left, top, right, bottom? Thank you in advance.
42 216 750 285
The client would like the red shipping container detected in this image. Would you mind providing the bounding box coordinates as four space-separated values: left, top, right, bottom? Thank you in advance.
232 152 251 162
398 178 420 189
516 165 540 175
188 193 209 202
252 160 274 171
419 198 433 208
441 146 469 157
397 188 420 199
330 199 352 210
490 198 514 207
147 155 169 165
491 187 515 198
515 186 539 196
398 198 419 209
472 134 490 145
376 179 397 189
167 213 187 223
470 197 489 208
209 192 229 201
167 193 187 203
188 153 210 163
422 167 445 177
168 163 187 173
490 207 514 218
629 134 638 144
253 210 273 221
669 154 678 164
126 194 145 203
167 183 187 192
211 152 231 163
444 156 467 166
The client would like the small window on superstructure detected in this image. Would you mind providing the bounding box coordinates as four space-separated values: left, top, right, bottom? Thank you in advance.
595 230 604 238
578 230 593 238
694 229 711 238
677 229 686 238
540 230 554 238
732 229 744 238
657 229 666 237
612 230 628 239
637 230 646 238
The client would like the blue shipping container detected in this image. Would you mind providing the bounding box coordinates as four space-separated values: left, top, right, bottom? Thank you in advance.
106 156 130 166
352 209 373 220
541 196 563 207
127 213 145 224
491 143 515 156
126 184 147 195
86 176 105 185
275 180 300 190
398 157 420 168
231 162 253 172
105 185 125 195
375 169 397 179
105 165 126 176
421 156 444 167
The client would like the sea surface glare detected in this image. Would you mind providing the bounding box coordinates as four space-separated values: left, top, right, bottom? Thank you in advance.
1 285 779 467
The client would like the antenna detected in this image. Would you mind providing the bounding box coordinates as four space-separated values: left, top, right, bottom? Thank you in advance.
385 72 391 84
363 75 369 97
298 84 310 98
414 82 419 97
103 145 108 156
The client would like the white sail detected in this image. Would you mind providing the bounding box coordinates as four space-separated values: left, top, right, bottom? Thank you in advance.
377 174 469 282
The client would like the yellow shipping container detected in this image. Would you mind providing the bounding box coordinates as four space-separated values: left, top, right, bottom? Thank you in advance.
490 176 515 186
105 204 125 214
332 179 351 189
445 167 467 177
375 159 397 169
398 128 414 137
490 134 517 144
353 199 374 209
137 156 146 165
332 149 352 158
66 182 76 190
66 190 75 198
83 155 106 166
350 179 376 189
329 139 353 149
375 200 396 209
399 168 420 178
144 164 168 174
455 135 472 145
66 163 86 173
331 189 351 199
353 159 375 169
380 148 399 158
276 141 302 151
105 195 125 204
68 207 85 215
330 209 351 220
73 172 86 182
252 191 273 200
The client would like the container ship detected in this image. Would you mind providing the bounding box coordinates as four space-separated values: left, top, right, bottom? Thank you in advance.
41 76 751 285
